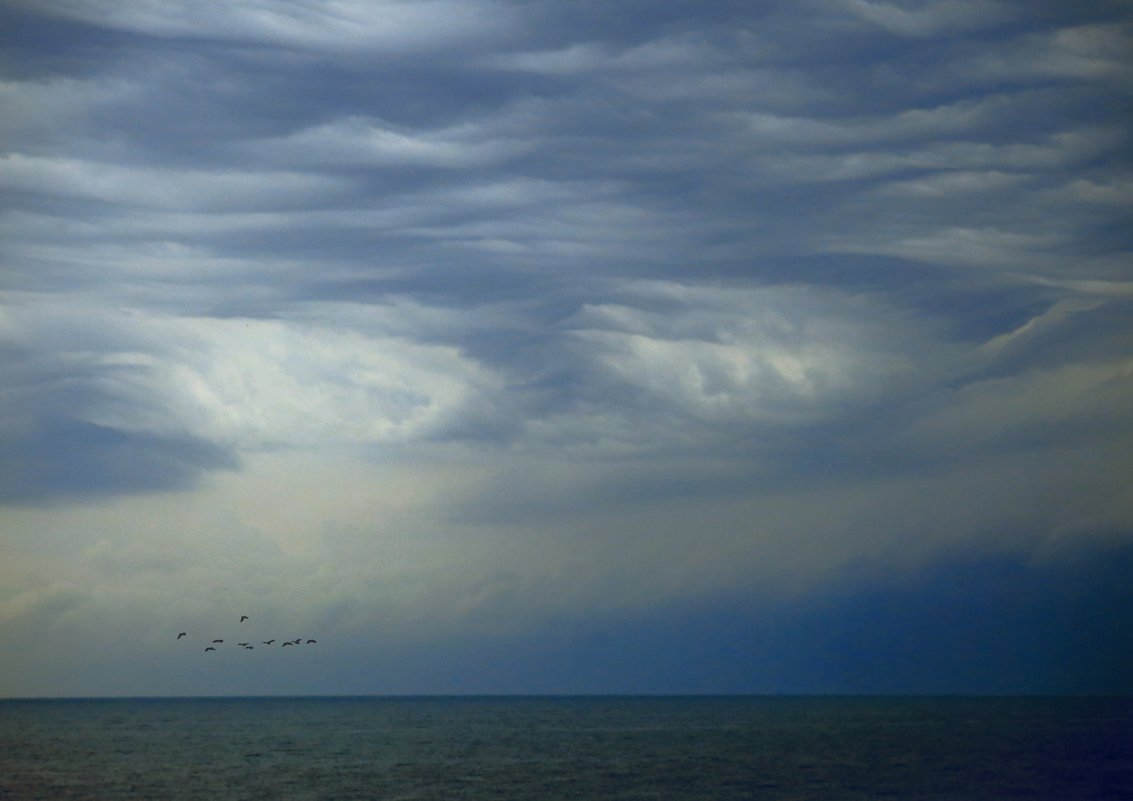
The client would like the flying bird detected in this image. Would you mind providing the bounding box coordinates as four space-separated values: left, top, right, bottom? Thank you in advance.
263 640 275 645
177 632 187 639
205 647 216 652
238 642 249 647
282 642 292 647
306 640 317 644
240 616 249 622
212 639 223 643
244 646 254 650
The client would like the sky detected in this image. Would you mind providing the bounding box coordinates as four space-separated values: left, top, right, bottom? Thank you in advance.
1 0 1131 697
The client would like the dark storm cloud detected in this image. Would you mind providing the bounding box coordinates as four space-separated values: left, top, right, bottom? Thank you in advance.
231 543 1133 695
0 419 238 504
3 0 1131 501
0 314 241 503
1 0 1132 697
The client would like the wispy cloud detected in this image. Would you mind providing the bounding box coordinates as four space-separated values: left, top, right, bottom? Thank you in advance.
19 0 517 52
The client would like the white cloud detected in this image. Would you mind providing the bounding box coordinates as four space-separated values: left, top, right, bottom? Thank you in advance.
829 225 1066 272
724 93 1033 149
251 116 531 169
871 169 1024 197
962 23 1133 83
22 0 515 52
555 282 949 436
757 126 1121 182
840 0 1018 37
135 318 498 449
490 42 614 75
0 154 350 212
1 299 501 451
1059 176 1133 205
489 34 725 76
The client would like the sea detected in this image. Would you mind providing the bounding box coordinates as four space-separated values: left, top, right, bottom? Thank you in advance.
1 696 1130 800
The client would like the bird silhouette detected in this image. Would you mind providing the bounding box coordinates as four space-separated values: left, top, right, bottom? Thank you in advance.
212 639 223 643
263 639 275 645
240 615 249 622
306 639 317 644
177 632 187 639
205 647 216 652
238 642 249 647
282 642 292 647
244 645 254 650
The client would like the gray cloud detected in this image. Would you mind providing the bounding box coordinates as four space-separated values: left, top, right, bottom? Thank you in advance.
1 0 1131 695
1 420 239 504
11 0 518 53
3 0 1129 496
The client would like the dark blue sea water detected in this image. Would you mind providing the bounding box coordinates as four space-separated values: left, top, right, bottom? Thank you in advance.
1 696 1130 800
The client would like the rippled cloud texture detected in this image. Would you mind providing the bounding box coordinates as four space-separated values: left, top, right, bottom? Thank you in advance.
2 0 1132 696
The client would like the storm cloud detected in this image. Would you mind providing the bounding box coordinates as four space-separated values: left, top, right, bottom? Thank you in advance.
2 0 1131 696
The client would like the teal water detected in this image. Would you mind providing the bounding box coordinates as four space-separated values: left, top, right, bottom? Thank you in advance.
1 696 1130 800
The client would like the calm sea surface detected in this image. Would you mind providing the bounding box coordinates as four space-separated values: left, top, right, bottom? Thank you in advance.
1 696 1130 800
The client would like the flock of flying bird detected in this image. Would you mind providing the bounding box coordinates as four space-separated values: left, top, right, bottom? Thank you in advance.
177 616 317 652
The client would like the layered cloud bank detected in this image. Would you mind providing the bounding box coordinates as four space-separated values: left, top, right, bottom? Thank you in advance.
2 0 1131 695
